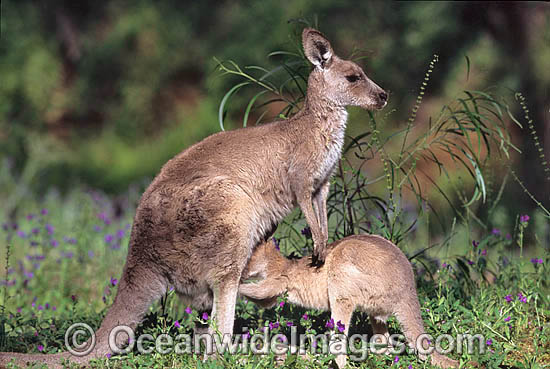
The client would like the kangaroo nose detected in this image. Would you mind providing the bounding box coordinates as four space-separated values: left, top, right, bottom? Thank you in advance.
379 91 388 102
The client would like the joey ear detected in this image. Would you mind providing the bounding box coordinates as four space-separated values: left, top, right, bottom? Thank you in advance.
302 28 334 69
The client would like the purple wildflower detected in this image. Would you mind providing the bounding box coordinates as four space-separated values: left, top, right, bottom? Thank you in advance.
38 305 43 311
37 345 44 352
52 306 57 311
16 230 26 238
45 224 54 235
174 320 181 328
504 316 511 322
116 229 125 239
517 293 527 303
110 277 118 286
520 215 530 223
394 356 399 363
88 250 94 258
104 234 114 243
287 321 294 327
486 339 492 346
45 303 50 309
467 260 474 265
71 295 77 303
242 331 251 340
26 214 35 221
336 320 345 333
31 228 39 235
40 209 48 216
481 249 487 256
506 233 512 240
472 240 479 247
302 313 308 320
408 365 413 369
50 239 59 248
442 262 447 268
505 294 513 303
185 306 192 314
17 307 22 314
93 225 102 232
492 228 501 235
301 226 312 239
325 318 335 330
202 312 209 321
531 258 543 265
269 321 280 330
279 301 285 308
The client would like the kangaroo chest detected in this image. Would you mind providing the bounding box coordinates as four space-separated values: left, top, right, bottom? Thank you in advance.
312 110 348 188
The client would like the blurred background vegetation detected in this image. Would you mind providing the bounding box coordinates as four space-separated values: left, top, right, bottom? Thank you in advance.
1 1 549 234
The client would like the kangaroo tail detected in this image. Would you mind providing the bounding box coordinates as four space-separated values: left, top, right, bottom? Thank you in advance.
0 265 166 368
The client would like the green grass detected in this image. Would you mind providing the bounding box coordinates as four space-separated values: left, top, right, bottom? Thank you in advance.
0 185 549 369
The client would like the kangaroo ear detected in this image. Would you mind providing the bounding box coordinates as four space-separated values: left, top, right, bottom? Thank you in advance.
302 28 334 69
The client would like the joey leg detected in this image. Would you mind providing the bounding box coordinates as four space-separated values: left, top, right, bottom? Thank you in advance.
329 298 353 368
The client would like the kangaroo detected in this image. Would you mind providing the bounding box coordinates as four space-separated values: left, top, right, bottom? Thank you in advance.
0 28 386 368
239 235 459 369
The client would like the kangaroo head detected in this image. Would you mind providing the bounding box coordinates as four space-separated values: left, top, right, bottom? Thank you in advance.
242 239 286 281
303 28 387 110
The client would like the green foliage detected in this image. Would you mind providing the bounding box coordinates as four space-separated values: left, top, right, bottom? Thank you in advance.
1 27 549 368
3 2 548 197
0 192 548 367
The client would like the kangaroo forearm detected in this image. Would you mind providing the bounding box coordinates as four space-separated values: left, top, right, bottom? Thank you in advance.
239 280 281 300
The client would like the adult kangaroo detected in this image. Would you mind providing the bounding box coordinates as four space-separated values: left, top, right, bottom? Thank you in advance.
0 28 386 368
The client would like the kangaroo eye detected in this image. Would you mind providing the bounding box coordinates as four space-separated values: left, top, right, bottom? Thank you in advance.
345 75 361 83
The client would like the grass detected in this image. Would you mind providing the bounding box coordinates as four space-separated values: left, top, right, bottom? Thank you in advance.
0 184 549 368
